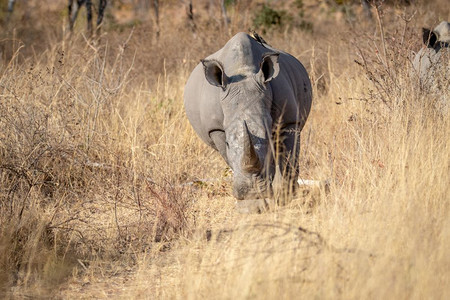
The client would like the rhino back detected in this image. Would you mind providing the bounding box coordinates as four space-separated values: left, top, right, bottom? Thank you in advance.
270 51 312 130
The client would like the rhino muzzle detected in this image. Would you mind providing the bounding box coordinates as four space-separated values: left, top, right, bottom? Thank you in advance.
232 174 268 200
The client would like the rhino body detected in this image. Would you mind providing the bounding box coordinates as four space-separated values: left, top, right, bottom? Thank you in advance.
413 21 449 111
184 32 312 200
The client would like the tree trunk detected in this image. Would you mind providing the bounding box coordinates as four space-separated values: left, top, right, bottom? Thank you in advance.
220 0 229 31
361 0 372 20
185 0 196 32
153 0 160 38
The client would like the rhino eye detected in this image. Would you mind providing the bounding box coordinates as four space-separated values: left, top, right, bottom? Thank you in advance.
225 142 229 148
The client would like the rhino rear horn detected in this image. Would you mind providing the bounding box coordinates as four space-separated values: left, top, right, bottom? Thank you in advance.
241 121 261 173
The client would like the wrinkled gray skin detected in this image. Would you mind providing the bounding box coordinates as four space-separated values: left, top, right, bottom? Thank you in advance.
184 32 312 200
413 21 449 111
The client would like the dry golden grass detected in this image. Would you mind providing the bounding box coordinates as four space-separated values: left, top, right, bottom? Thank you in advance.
0 0 449 299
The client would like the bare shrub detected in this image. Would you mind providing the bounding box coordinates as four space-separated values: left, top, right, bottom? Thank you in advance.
0 30 200 293
352 4 419 109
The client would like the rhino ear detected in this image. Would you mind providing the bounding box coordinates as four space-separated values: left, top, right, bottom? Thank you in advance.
202 59 227 89
422 28 438 48
258 53 280 84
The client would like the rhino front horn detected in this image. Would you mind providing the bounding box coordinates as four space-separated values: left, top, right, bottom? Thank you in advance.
241 121 261 173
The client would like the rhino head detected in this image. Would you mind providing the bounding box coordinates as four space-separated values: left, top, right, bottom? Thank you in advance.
422 21 450 49
201 53 280 200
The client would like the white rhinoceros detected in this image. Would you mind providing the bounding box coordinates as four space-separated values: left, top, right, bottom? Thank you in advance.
413 21 449 111
184 32 312 200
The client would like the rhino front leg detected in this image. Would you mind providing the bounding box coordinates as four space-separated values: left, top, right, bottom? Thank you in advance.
210 130 229 165
283 125 301 180
273 124 301 197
